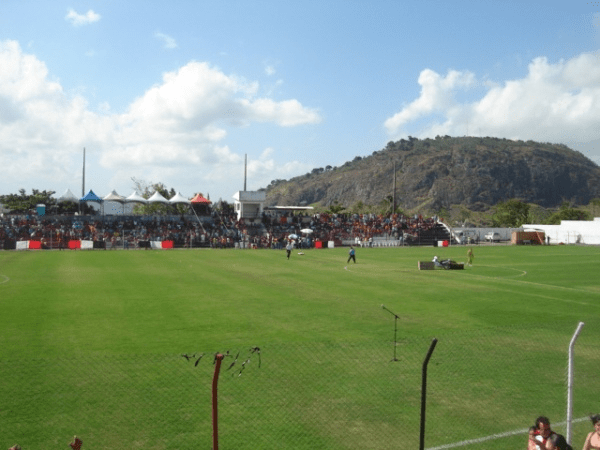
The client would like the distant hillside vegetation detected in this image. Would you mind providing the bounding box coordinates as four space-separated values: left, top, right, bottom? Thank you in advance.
264 136 600 212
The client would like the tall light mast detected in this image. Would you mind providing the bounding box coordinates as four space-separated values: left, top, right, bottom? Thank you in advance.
82 147 86 196
244 154 247 191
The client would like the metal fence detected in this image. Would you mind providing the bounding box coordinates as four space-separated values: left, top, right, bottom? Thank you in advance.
1 325 598 449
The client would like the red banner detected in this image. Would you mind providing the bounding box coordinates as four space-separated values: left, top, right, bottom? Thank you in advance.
68 240 81 249
29 240 42 249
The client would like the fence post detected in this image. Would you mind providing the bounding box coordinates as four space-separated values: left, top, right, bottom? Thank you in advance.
420 338 438 450
212 354 225 450
566 322 585 444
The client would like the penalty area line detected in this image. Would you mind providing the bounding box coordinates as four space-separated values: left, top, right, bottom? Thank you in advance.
426 417 588 450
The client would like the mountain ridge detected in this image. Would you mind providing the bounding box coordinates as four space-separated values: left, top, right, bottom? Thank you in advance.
264 136 600 212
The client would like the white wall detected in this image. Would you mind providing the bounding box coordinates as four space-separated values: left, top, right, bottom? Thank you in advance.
523 218 600 245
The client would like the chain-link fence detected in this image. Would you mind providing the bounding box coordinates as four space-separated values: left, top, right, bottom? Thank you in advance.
1 325 598 449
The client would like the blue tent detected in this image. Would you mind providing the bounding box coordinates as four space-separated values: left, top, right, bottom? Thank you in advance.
80 190 103 202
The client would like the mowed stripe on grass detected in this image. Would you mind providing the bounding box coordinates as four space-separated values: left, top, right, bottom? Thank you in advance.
1 246 600 355
1 245 599 449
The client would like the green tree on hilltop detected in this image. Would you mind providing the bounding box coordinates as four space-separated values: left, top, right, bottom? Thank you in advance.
492 199 531 227
545 202 591 224
326 200 345 214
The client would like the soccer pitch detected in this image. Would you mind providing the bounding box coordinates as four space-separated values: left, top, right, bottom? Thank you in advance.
1 245 599 449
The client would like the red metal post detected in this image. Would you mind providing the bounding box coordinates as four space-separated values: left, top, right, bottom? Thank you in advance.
212 354 224 450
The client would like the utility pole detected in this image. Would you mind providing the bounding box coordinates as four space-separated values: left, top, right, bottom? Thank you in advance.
392 161 396 213
82 147 86 196
244 154 247 191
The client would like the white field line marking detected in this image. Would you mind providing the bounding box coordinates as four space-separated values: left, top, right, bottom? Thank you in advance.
0 274 9 284
426 417 589 450
465 266 600 294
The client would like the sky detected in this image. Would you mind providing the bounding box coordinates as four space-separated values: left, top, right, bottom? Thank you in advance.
1 0 600 203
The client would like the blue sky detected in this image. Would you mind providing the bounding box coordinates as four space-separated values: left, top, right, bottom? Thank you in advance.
1 0 599 203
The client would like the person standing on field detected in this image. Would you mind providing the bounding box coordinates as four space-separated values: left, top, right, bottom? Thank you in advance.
286 241 293 260
466 247 474 266
347 245 356 264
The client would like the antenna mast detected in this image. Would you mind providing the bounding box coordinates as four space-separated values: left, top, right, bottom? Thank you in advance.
392 161 396 213
82 147 86 196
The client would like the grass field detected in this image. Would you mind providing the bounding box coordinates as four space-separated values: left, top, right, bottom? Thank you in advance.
1 245 599 449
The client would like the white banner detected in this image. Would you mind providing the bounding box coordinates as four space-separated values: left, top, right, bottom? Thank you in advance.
81 240 94 250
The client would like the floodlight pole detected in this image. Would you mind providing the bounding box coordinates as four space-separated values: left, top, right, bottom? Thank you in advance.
82 147 85 197
392 161 396 214
381 305 400 361
80 147 85 215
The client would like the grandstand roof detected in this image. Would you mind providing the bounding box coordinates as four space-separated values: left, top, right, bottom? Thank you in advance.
264 206 314 211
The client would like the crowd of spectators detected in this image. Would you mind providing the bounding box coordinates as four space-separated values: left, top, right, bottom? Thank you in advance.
262 211 439 247
0 210 441 250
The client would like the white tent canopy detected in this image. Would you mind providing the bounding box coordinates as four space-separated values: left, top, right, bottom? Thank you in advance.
125 191 148 204
103 190 126 203
57 189 78 203
169 192 190 204
147 191 169 203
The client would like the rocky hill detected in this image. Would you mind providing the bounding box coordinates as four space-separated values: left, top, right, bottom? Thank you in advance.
264 136 600 212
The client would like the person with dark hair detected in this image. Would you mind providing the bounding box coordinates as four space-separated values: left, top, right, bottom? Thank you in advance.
528 416 571 450
582 414 600 450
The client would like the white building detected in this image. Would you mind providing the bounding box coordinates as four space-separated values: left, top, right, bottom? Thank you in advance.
232 191 266 220
523 217 600 245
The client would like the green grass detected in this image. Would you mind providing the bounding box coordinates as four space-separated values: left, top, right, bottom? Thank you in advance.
1 245 599 449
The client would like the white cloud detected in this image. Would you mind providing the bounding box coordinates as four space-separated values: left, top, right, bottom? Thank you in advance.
384 69 475 134
238 98 321 127
155 32 178 50
265 65 275 76
65 9 101 27
0 40 320 199
385 53 600 147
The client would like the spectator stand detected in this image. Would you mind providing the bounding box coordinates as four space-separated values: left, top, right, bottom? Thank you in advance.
1 205 452 251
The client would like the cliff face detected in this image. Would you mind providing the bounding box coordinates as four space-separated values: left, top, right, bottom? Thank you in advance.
264 137 600 211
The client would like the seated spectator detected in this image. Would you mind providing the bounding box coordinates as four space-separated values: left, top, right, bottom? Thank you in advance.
528 416 570 450
582 414 600 450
